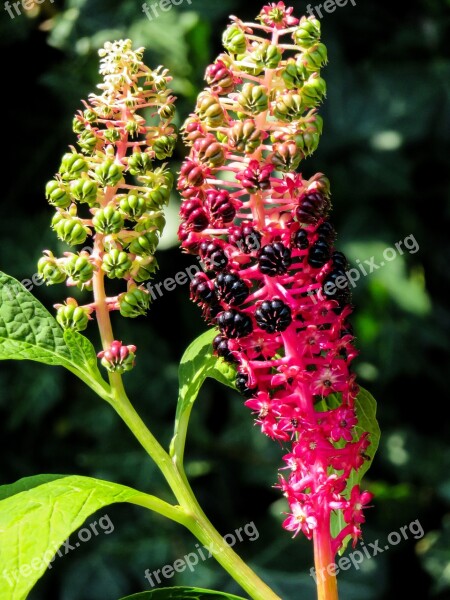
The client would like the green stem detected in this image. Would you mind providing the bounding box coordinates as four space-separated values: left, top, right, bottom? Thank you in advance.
109 388 281 600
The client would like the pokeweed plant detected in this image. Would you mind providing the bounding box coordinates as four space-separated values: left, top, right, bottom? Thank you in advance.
0 5 379 600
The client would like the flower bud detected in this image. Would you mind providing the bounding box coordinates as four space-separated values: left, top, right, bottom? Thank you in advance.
70 179 99 205
222 23 247 55
237 83 269 115
102 250 132 279
273 92 304 122
37 252 67 285
129 231 159 256
118 287 151 318
92 206 124 234
52 213 90 246
119 194 147 219
64 253 94 284
293 16 321 49
45 180 71 209
301 73 327 108
56 298 91 331
59 153 88 181
94 159 124 187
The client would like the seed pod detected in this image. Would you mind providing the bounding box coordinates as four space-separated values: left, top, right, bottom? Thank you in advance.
59 153 88 181
70 179 99 205
127 152 153 176
293 16 321 49
92 206 125 234
94 159 124 187
222 23 247 54
129 232 160 256
118 287 151 318
45 180 71 209
237 83 269 115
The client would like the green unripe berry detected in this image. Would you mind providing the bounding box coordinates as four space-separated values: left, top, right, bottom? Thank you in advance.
59 153 88 181
127 152 153 176
237 84 269 115
294 114 323 156
64 254 94 283
103 128 121 143
118 287 151 318
45 180 71 209
134 212 166 234
92 206 124 234
253 42 282 69
37 255 67 285
78 129 98 154
102 250 132 279
145 184 171 207
52 213 90 246
152 134 177 160
94 159 124 187
73 117 85 134
272 141 303 172
70 179 99 205
293 16 321 49
273 92 304 122
131 256 159 282
196 93 226 128
83 109 97 123
119 194 147 219
222 23 247 55
129 232 159 256
159 102 176 120
300 43 328 72
282 59 306 90
56 302 90 331
302 74 327 107
227 119 262 154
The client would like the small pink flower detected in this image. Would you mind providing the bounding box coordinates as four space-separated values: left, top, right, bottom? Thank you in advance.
343 486 373 525
258 2 299 29
283 502 318 539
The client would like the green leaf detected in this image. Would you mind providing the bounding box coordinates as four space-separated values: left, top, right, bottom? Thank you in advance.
170 329 236 465
0 475 169 600
117 587 247 600
330 386 381 554
0 272 109 396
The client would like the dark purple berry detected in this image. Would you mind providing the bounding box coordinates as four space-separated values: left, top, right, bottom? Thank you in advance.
213 334 237 363
291 229 309 250
296 192 329 225
258 243 292 276
331 251 348 271
308 239 330 268
316 221 336 244
217 309 253 338
255 299 292 333
215 272 249 306
322 270 351 304
229 225 262 254
206 190 236 225
199 241 228 271
235 373 257 398
190 273 215 304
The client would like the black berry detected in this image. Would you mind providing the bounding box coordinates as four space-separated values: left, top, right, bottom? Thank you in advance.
213 334 237 363
308 239 331 268
217 309 253 338
255 299 292 333
235 373 257 398
291 229 309 250
258 243 292 276
215 272 249 306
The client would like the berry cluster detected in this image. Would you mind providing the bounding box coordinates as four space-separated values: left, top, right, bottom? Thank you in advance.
178 3 372 553
39 40 177 370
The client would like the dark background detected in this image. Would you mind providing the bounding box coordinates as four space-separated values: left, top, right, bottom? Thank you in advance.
1 0 449 598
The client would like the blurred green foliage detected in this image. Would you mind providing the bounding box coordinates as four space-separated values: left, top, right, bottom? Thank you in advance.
1 0 449 598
